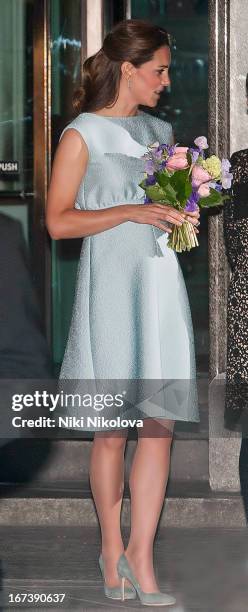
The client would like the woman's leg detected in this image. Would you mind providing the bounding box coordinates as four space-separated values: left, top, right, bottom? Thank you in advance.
125 418 174 592
239 437 248 523
89 429 128 587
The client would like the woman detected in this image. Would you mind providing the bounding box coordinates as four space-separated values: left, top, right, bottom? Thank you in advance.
224 75 248 521
46 20 200 606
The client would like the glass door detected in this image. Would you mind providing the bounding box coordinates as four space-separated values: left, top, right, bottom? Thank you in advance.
0 0 34 261
0 0 51 336
0 0 85 366
50 0 84 374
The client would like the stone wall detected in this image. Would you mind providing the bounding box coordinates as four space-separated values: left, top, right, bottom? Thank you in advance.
230 0 248 154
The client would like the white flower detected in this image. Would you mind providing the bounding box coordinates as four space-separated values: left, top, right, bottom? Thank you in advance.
149 141 160 149
194 136 209 150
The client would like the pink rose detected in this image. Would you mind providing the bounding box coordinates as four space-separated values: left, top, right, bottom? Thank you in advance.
174 147 189 153
192 165 211 188
198 182 211 197
167 148 189 171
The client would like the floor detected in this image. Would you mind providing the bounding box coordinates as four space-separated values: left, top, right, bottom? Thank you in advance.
1 526 248 611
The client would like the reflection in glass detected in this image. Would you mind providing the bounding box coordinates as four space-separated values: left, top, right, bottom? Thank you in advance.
51 0 82 144
0 0 33 193
103 0 126 34
132 0 208 144
50 0 82 372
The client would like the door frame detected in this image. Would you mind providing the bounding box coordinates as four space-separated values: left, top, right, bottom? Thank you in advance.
33 0 51 340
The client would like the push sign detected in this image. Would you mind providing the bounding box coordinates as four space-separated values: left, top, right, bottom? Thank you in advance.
0 161 19 173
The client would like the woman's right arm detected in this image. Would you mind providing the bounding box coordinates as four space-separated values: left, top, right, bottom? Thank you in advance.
46 129 197 240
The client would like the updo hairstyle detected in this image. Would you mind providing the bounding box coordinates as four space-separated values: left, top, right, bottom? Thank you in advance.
73 19 171 114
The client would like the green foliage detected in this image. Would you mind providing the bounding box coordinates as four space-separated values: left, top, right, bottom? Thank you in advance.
155 171 170 190
198 187 224 208
144 184 169 203
162 183 178 204
187 152 192 166
169 169 192 205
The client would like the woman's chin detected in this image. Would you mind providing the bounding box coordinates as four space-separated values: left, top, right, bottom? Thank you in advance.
144 98 159 108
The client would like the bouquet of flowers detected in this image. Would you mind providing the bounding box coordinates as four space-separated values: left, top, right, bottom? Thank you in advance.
140 136 233 252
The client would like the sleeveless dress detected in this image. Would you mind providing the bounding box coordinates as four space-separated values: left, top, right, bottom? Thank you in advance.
59 111 199 427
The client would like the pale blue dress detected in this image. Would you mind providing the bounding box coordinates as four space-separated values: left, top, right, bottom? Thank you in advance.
59 111 199 425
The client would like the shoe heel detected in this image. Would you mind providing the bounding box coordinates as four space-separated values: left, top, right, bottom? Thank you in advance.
121 576 126 601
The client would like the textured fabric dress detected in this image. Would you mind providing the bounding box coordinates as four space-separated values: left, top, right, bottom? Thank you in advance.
59 111 199 426
224 149 248 432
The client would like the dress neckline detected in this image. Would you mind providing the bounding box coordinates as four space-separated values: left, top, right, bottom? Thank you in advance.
83 111 145 120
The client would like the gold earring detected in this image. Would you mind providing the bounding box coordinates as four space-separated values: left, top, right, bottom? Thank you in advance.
127 74 132 89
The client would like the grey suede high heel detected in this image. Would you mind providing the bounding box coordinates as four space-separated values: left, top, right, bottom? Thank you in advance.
98 554 136 600
117 553 176 607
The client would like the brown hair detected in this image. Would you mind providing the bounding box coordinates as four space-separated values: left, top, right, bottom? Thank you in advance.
73 19 171 114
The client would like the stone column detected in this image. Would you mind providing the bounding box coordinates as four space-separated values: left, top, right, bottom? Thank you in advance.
209 0 248 491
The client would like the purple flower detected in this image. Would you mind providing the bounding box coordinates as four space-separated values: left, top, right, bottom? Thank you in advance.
145 159 156 175
209 181 222 192
166 144 176 157
184 190 200 212
155 143 176 157
160 160 168 169
144 196 152 204
145 175 156 186
188 147 200 163
194 136 209 150
221 159 233 189
221 159 231 172
153 149 163 160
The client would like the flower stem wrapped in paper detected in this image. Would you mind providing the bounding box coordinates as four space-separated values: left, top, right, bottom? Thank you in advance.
139 136 233 252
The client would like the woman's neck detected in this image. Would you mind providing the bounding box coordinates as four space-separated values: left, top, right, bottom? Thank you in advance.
94 101 140 118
